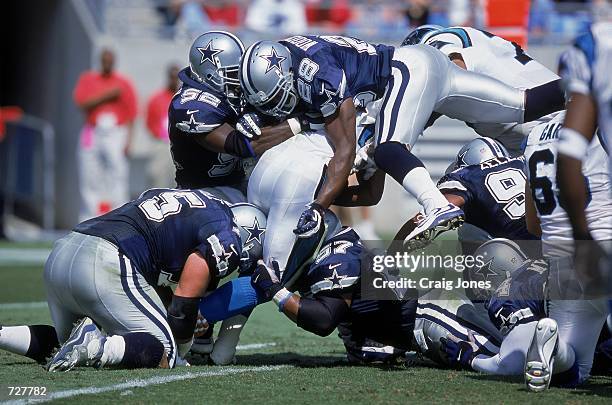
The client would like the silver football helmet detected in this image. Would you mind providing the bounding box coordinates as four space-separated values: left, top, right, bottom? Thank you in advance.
189 31 245 108
230 203 267 272
468 238 528 296
454 138 510 169
401 24 444 46
239 41 298 118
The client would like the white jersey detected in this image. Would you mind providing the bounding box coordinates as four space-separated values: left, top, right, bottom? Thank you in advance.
558 22 612 177
524 112 611 255
423 26 560 150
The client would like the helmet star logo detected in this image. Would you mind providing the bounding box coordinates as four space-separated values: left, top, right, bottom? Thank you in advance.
324 268 347 288
456 150 469 168
260 47 286 74
197 40 222 65
244 217 265 245
473 259 498 281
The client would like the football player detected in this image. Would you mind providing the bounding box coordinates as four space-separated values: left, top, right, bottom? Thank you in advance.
169 31 301 200
0 189 265 371
403 25 562 155
239 35 564 251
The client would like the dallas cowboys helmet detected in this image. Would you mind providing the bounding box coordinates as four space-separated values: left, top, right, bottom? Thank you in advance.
454 138 510 169
239 41 298 118
468 238 528 297
230 203 267 272
401 24 444 46
189 31 245 107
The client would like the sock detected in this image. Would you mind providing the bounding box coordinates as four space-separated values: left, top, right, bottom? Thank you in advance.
100 335 126 367
210 314 248 365
0 325 58 364
524 79 565 122
198 277 264 323
111 333 163 368
402 168 450 214
374 142 448 214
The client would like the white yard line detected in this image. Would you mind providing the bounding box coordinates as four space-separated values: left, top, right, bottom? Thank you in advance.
236 342 276 351
2 365 288 405
0 302 47 310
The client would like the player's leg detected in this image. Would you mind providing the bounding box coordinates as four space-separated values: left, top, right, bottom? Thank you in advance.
47 234 175 371
373 46 464 245
0 325 58 364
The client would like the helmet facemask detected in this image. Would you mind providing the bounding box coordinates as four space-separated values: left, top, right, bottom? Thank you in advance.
249 71 297 119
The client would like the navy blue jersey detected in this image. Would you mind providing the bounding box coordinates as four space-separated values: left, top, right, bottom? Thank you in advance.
74 189 242 287
486 259 548 334
169 68 244 188
297 227 363 297
438 156 537 240
279 35 394 120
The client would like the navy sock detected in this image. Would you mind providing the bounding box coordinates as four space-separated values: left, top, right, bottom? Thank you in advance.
524 79 565 122
373 141 424 184
120 332 164 368
25 325 59 364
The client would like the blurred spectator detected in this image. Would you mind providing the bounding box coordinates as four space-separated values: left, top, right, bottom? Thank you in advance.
346 1 407 41
73 48 137 221
448 0 470 26
245 0 307 34
178 0 212 38
405 0 431 27
146 64 180 188
204 0 242 27
305 0 352 31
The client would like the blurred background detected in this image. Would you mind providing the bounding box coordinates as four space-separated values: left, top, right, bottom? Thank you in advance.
0 0 610 242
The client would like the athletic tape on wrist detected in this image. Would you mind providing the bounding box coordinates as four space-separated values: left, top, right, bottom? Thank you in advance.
287 118 302 135
558 127 589 161
273 287 292 311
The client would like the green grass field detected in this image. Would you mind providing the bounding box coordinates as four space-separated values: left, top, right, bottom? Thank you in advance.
0 247 610 404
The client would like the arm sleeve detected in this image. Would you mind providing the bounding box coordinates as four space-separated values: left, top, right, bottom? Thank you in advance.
296 294 350 337
196 229 242 279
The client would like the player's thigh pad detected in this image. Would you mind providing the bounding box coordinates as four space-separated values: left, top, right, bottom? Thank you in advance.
375 45 443 147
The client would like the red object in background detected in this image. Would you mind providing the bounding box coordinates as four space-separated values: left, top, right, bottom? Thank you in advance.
146 88 173 142
0 106 24 141
73 71 138 126
204 4 241 27
306 0 351 29
98 201 112 215
484 0 531 48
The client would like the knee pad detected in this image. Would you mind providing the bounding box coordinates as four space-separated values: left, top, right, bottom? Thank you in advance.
121 332 165 368
373 142 424 183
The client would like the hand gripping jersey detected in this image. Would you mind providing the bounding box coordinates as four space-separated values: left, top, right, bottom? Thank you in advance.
169 68 244 189
279 35 394 120
74 188 242 287
524 112 611 255
559 22 612 170
487 259 549 335
437 156 536 240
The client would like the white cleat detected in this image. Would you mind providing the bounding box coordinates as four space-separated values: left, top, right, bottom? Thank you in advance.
525 318 559 392
46 317 106 372
404 204 464 250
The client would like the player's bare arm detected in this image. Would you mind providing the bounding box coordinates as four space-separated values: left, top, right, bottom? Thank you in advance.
557 93 597 239
249 120 296 156
333 169 385 207
524 182 542 237
316 99 357 209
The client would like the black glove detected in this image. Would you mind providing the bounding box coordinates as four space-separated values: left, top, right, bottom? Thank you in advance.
251 261 282 301
294 203 324 237
440 337 475 370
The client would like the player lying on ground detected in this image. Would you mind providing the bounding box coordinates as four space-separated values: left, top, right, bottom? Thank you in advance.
195 212 417 363
0 190 266 371
239 34 565 252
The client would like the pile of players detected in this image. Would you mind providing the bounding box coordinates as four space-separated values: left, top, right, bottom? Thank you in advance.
0 22 610 393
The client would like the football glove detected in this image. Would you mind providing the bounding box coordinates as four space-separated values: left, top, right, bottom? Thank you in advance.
294 203 324 237
352 138 377 180
251 260 282 301
236 112 263 138
440 337 476 370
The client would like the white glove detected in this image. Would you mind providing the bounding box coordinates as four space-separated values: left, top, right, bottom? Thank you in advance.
352 141 377 180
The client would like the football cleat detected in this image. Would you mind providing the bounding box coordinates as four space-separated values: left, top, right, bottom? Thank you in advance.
525 318 559 392
404 204 464 250
46 317 106 372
